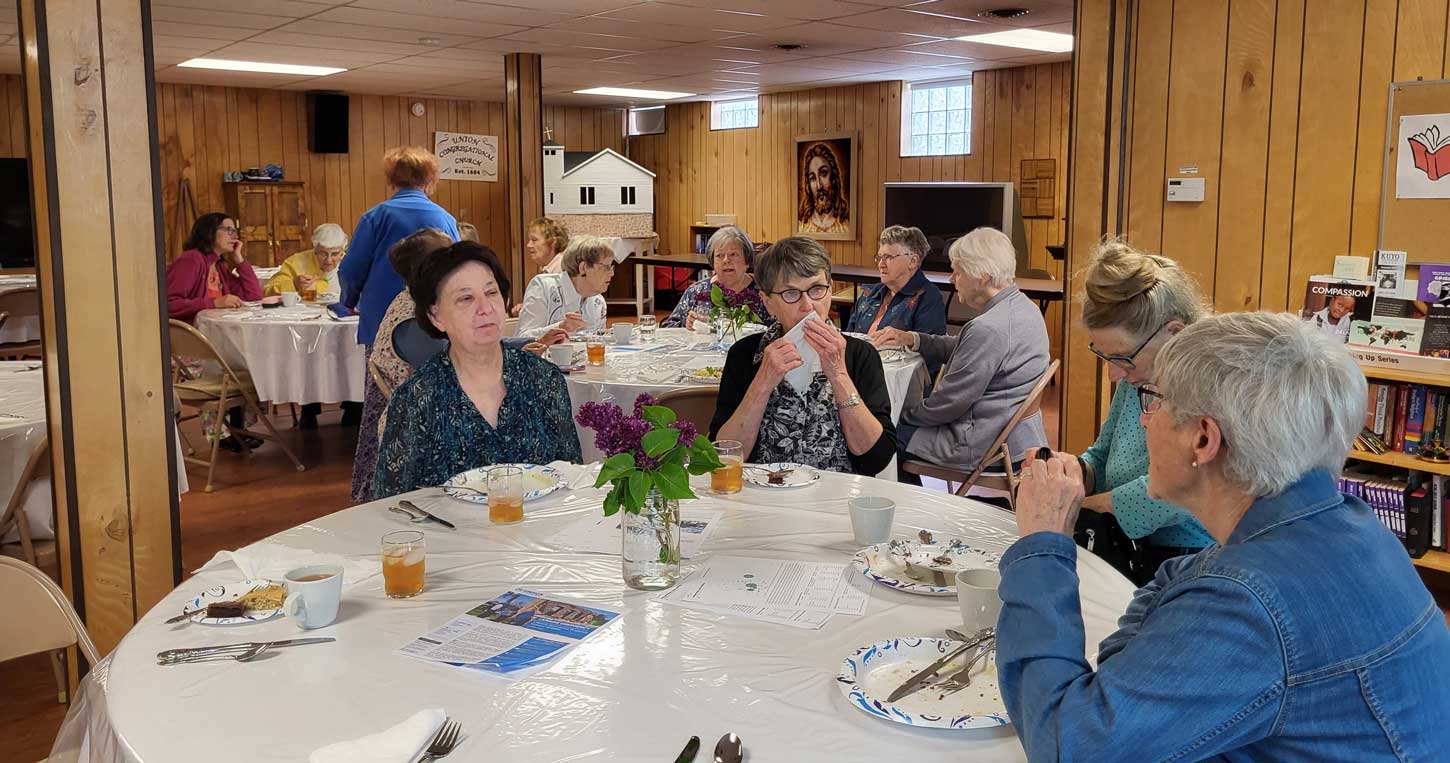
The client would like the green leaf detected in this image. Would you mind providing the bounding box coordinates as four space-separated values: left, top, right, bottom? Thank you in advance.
662 446 688 469
687 434 724 473
658 545 670 564
640 405 676 427
597 452 636 486
642 427 681 457
710 284 728 309
602 486 621 517
653 462 695 499
626 470 650 513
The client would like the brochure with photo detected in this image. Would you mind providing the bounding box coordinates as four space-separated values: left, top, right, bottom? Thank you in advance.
397 588 621 673
1302 277 1374 343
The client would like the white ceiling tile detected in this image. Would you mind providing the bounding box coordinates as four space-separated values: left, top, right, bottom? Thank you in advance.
206 42 400 69
342 0 575 27
460 37 627 59
594 3 785 34
382 55 505 75
150 0 340 17
500 27 678 52
827 47 973 65
738 21 943 54
831 8 992 37
655 0 879 22
151 20 257 43
544 17 730 44
148 6 295 31
268 19 480 49
151 36 222 56
903 38 1039 61
469 0 642 14
904 0 1073 27
155 66 314 88
795 55 912 76
311 7 525 38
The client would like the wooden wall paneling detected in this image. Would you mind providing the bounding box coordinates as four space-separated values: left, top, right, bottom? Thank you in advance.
1287 0 1365 311
1349 0 1399 257
1212 0 1275 313
861 82 881 260
238 88 259 170
1395 0 1449 80
173 86 198 257
158 86 178 258
1259 0 1307 311
505 53 544 299
1125 0 1172 251
1159 0 1229 292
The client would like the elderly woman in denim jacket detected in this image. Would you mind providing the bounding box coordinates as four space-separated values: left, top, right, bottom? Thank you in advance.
999 311 1450 762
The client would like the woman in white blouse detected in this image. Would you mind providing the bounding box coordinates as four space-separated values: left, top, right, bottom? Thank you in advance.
516 235 615 338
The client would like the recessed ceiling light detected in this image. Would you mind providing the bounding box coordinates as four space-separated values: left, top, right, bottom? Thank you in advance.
178 58 346 76
574 86 694 99
954 29 1072 53
418 37 441 45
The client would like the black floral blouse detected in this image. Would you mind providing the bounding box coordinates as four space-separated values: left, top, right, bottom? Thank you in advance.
373 349 582 498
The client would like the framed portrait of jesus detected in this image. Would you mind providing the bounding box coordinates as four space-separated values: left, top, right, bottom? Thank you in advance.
795 132 858 241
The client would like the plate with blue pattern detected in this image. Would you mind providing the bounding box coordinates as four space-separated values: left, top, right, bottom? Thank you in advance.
852 538 1001 596
837 637 1008 729
443 463 568 505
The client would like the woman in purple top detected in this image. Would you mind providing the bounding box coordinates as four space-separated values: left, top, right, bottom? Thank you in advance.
165 212 261 321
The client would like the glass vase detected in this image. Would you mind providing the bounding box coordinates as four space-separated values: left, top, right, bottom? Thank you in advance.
710 317 739 351
622 486 681 591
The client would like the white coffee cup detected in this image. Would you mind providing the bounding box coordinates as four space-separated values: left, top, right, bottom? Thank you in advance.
613 322 634 344
281 291 301 307
284 564 343 629
848 496 896 546
956 568 1002 631
549 343 574 366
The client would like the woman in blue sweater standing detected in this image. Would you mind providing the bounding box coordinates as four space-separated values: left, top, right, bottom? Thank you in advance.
342 146 460 500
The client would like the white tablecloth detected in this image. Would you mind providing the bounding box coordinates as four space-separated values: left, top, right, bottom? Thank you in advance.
74 470 1136 762
567 328 927 477
0 275 41 345
195 306 365 405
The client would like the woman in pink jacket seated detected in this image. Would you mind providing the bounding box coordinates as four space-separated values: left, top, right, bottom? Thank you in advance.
166 212 261 321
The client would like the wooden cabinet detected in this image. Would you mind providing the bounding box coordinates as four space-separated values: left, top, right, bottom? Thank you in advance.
222 181 308 267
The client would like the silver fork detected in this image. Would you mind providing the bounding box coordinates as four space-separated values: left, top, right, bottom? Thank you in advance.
937 645 995 696
421 719 462 762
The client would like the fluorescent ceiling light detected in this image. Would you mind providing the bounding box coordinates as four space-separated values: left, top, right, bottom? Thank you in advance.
574 86 694 99
179 58 346 76
954 29 1073 53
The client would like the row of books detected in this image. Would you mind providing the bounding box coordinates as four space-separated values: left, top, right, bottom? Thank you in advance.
1340 469 1448 556
1359 382 1450 456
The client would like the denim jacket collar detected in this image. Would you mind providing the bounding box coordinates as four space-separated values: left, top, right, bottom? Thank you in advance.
897 268 931 297
1227 468 1343 545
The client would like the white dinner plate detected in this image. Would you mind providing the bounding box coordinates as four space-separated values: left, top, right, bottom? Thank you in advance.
852 538 1001 596
743 462 820 489
185 579 285 626
680 356 725 384
837 637 1009 729
443 463 568 505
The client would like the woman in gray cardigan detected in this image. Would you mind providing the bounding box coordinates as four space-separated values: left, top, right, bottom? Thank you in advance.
874 227 1050 480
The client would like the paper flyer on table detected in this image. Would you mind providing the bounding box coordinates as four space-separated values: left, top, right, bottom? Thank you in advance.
655 589 835 631
661 555 869 615
548 509 723 559
397 588 621 673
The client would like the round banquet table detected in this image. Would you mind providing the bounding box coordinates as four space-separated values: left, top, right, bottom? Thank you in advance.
567 327 927 471
80 469 1136 763
194 305 364 406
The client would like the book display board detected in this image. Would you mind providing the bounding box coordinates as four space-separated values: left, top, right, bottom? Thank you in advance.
1379 79 1450 261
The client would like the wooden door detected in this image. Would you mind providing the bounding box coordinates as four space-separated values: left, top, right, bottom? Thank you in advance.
236 186 274 266
272 184 308 262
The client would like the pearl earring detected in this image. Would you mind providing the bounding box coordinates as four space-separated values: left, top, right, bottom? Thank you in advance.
1191 461 1199 468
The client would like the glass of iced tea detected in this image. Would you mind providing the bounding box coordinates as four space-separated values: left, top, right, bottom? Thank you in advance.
711 439 743 494
381 530 425 598
301 286 318 302
586 331 607 366
486 465 525 524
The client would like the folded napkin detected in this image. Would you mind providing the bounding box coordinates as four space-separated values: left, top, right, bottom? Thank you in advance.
309 708 447 763
547 460 599 490
197 541 378 587
783 312 822 394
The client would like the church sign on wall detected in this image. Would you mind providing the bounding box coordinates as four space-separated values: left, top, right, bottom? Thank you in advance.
434 131 498 182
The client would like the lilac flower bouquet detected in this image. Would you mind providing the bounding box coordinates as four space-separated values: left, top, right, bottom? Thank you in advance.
575 393 723 517
710 283 763 335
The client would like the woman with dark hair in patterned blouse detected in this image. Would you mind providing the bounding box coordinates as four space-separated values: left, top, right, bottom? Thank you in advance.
373 241 581 499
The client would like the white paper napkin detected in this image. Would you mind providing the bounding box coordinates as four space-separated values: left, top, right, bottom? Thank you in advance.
309 708 447 763
547 460 598 490
196 541 378 587
782 312 821 394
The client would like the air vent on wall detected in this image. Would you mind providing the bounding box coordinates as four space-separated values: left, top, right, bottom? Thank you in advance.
978 8 1031 19
773 43 806 51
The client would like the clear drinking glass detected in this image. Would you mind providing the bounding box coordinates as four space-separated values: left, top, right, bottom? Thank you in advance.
486 465 525 524
586 331 607 366
711 439 743 495
639 314 658 342
381 530 425 598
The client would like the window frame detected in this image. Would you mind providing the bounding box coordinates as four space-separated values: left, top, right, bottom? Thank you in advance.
900 77 973 158
710 96 760 131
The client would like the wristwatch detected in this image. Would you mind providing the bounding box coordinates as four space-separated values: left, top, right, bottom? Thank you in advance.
835 393 861 410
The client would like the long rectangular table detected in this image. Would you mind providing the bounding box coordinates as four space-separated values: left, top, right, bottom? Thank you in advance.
630 252 1065 317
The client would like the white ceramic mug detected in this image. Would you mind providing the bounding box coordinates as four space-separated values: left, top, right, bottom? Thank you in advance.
848 496 896 546
613 322 634 344
284 564 343 629
280 291 301 307
549 343 574 366
956 568 1003 631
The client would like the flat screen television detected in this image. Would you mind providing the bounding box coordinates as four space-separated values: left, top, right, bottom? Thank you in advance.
0 158 34 269
882 182 1024 272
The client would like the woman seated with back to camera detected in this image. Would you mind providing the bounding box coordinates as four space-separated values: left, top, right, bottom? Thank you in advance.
710 237 895 476
662 226 769 329
874 227 1048 482
373 241 581 499
516 235 615 339
1000 311 1450 762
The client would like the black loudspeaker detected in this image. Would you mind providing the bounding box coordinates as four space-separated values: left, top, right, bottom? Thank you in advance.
307 92 349 154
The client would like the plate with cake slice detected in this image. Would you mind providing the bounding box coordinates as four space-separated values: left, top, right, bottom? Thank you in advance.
182 579 287 626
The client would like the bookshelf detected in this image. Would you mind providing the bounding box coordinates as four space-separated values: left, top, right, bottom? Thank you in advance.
1356 361 1450 574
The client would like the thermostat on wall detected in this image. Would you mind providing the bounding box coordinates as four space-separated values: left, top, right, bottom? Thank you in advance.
1166 177 1205 202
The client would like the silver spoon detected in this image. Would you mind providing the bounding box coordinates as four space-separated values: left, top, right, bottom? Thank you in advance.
713 733 742 763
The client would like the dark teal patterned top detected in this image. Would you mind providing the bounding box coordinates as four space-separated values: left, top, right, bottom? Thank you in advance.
373 348 582 498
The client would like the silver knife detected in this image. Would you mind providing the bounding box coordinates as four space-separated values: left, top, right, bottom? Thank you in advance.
399 499 456 529
156 637 335 661
886 628 995 702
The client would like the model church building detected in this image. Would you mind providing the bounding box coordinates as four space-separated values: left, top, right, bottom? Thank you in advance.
543 139 655 239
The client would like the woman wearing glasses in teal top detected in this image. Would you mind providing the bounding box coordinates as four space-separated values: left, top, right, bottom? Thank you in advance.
1045 238 1214 582
709 237 897 476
